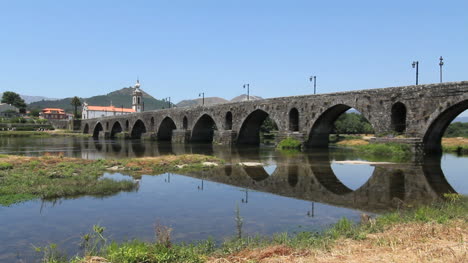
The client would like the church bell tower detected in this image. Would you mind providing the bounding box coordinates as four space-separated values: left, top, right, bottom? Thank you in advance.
132 79 143 112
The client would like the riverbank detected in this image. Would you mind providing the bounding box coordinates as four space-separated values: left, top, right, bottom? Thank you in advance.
0 154 223 206
0 130 92 137
335 136 468 156
38 195 467 263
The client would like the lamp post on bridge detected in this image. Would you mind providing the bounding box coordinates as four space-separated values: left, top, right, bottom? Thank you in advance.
243 84 250 101
309 76 317 94
199 92 205 106
412 61 419 85
439 56 444 83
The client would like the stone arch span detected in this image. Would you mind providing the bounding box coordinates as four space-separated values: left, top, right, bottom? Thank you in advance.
237 109 278 145
158 117 177 141
191 114 218 143
131 119 147 139
110 121 123 138
93 122 104 139
307 104 373 147
423 99 468 154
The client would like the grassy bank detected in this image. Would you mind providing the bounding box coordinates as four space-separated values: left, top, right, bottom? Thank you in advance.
334 137 411 161
37 194 467 263
0 154 222 206
0 130 93 138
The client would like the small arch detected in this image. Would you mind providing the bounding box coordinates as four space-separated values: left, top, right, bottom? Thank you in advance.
125 120 129 131
131 119 147 139
183 116 188 129
289 108 299 131
110 121 123 139
157 117 177 141
191 114 218 143
93 122 104 139
83 123 89 134
391 102 407 133
150 117 155 130
225 111 233 130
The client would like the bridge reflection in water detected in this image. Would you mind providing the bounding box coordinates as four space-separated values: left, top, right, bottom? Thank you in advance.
82 139 456 213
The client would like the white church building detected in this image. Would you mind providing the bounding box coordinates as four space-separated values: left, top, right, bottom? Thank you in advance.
82 79 144 119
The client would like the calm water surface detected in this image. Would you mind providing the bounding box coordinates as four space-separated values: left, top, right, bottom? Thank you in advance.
0 137 466 262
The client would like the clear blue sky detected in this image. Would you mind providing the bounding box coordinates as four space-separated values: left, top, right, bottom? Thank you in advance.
1 1 467 110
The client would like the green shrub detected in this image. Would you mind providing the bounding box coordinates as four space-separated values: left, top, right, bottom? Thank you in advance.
276 138 302 150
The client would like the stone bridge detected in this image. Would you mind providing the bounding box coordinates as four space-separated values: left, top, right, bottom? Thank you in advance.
81 81 468 154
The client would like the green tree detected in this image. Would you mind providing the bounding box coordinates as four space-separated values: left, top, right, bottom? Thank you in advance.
1 91 26 112
29 109 41 117
70 96 82 119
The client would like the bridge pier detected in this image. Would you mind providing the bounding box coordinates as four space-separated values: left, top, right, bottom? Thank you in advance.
115 132 131 139
141 132 156 140
172 129 191 144
214 130 237 145
98 131 110 139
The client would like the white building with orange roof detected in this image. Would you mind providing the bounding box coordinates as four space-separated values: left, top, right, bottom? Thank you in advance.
81 79 143 120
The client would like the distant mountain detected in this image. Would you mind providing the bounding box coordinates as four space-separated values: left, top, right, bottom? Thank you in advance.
28 87 169 112
230 94 263 102
453 116 468 123
0 92 58 104
176 97 228 107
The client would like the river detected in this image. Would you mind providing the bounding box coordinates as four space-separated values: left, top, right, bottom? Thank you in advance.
0 137 466 262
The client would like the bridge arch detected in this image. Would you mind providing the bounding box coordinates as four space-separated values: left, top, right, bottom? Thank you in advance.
93 122 104 139
391 102 407 134
289 108 299 131
83 123 89 134
125 120 129 131
191 114 218 143
423 99 468 153
131 119 147 139
157 117 177 141
307 104 374 147
110 121 123 138
237 109 280 145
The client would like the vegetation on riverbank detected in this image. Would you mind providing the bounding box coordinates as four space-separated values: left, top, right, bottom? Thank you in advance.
276 138 302 150
0 154 223 206
0 130 92 138
37 194 467 263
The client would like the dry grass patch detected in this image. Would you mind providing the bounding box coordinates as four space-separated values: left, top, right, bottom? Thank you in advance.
442 137 468 147
336 139 369 146
208 220 467 263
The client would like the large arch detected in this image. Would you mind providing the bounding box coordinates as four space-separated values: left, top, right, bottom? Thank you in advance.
157 117 177 141
93 122 104 139
191 114 218 143
110 121 123 139
237 109 273 145
307 104 351 147
83 123 89 134
131 119 147 139
391 102 407 134
423 99 468 154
